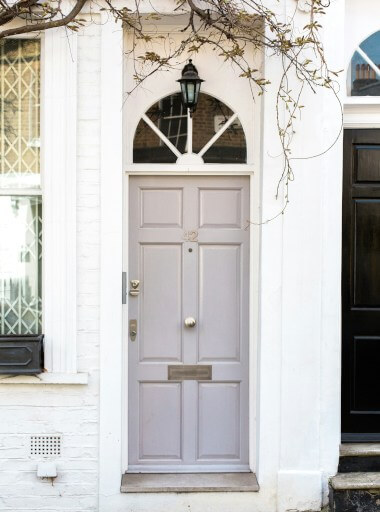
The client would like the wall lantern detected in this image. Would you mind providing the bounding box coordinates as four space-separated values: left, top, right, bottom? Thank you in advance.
177 59 204 115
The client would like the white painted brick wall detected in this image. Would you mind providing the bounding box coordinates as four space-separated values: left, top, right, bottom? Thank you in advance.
0 19 101 512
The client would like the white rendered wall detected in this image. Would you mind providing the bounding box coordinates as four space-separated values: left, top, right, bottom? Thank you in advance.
0 0 349 511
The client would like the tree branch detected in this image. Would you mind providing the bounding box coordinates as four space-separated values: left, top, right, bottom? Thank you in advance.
0 0 86 38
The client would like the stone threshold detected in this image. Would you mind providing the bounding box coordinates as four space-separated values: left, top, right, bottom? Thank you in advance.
340 443 380 457
331 472 380 490
121 472 259 493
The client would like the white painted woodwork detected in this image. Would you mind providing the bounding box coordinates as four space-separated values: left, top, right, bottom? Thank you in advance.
128 176 249 472
42 28 77 373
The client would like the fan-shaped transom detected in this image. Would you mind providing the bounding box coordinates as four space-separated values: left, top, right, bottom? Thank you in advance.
133 92 247 164
349 31 380 96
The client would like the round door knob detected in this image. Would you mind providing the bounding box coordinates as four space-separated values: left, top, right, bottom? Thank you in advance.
184 317 196 328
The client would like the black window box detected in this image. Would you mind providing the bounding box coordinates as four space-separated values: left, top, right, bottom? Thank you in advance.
0 335 44 375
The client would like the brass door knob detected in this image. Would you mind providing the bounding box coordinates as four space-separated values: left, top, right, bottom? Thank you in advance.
184 317 196 328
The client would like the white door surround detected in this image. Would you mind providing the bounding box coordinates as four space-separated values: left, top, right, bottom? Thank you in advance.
99 10 344 512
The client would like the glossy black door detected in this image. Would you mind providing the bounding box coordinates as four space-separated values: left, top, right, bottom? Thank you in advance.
342 129 380 441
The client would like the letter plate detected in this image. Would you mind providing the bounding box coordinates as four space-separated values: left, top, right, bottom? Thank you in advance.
168 365 212 381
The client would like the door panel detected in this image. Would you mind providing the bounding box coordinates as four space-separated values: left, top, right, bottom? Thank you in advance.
197 382 241 460
342 130 380 440
140 244 182 361
198 245 241 361
139 382 182 459
199 188 242 228
353 200 380 306
128 176 249 471
140 188 183 228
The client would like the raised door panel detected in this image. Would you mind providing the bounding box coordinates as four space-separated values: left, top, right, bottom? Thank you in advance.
139 244 182 361
353 200 380 306
140 188 183 228
197 382 241 460
198 244 241 361
199 188 242 228
355 145 380 182
350 337 380 412
139 382 182 460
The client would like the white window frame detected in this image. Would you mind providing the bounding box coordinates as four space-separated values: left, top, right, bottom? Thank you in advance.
0 29 87 384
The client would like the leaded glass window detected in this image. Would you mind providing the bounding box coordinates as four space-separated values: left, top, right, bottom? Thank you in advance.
0 39 42 336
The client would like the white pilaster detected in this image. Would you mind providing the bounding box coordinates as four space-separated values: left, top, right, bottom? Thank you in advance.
42 28 77 373
98 15 124 508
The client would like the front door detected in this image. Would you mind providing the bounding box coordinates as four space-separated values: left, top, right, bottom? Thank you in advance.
128 175 250 471
342 129 380 441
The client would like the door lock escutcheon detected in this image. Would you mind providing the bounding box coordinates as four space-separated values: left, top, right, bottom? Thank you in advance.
129 319 137 341
129 280 140 296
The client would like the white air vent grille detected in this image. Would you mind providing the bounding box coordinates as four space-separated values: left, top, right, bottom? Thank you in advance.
30 435 61 457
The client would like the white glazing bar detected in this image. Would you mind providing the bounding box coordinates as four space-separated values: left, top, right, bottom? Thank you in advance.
198 113 239 157
187 108 193 154
142 114 181 158
356 46 380 78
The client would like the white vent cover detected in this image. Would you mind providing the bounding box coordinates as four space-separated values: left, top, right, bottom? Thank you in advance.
30 435 61 457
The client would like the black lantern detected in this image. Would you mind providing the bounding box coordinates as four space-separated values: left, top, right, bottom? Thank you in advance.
177 59 204 115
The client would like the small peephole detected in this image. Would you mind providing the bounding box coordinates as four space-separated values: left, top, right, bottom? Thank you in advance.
188 248 193 253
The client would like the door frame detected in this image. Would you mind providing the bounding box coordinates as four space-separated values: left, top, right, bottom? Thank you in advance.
121 165 259 473
341 107 380 440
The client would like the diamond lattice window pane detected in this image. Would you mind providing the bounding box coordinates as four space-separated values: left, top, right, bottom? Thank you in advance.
0 196 42 335
0 39 40 188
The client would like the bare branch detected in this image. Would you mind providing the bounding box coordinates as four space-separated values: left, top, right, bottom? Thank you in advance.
0 0 86 38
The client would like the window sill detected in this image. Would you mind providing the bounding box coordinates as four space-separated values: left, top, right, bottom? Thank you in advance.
0 372 88 385
121 472 259 493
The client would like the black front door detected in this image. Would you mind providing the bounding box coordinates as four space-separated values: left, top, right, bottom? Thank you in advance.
342 129 380 441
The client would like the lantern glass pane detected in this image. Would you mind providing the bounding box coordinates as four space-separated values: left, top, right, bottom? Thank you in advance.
186 83 195 104
194 82 201 106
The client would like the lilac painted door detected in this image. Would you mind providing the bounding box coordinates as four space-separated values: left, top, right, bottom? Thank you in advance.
128 176 249 472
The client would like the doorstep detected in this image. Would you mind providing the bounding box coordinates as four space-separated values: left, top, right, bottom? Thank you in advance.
121 472 259 493
330 472 380 490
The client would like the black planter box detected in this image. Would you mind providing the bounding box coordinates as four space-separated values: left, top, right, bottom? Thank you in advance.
0 335 44 375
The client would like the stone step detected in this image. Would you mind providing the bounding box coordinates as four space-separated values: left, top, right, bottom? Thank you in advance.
329 472 380 512
339 444 380 473
121 472 259 493
340 444 380 457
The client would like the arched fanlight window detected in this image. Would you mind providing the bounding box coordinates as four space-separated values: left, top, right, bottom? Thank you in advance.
349 31 380 96
133 92 247 164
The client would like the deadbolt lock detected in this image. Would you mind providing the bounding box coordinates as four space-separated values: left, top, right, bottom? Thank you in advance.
129 319 137 341
129 280 140 296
